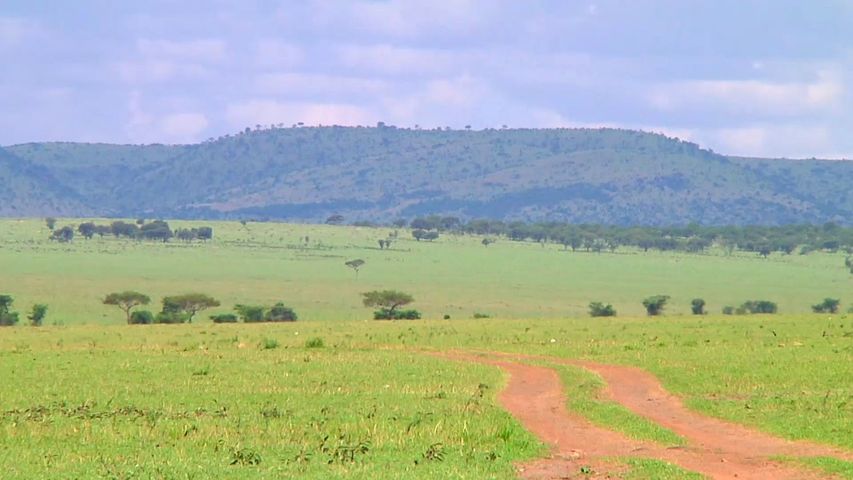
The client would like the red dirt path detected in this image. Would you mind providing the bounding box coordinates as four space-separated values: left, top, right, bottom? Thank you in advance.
435 351 850 480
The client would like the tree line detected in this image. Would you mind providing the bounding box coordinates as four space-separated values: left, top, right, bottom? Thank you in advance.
46 218 213 243
395 216 853 256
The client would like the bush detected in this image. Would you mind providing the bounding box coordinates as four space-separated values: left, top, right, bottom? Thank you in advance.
690 298 706 315
265 303 297 322
472 312 491 319
304 337 324 348
0 294 19 326
154 311 191 324
443 314 451 320
235 304 265 322
28 304 48 326
811 298 840 314
260 338 279 350
722 306 735 315
129 310 154 324
373 308 421 320
210 313 238 323
642 295 670 316
733 300 778 315
589 302 616 317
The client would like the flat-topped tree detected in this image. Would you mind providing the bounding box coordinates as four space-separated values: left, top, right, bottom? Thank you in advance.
362 290 413 317
162 293 220 323
104 291 151 324
345 259 365 277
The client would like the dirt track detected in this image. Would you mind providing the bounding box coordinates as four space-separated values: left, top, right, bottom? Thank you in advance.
436 351 850 480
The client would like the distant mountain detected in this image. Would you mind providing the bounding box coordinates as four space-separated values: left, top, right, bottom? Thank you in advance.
4 126 852 225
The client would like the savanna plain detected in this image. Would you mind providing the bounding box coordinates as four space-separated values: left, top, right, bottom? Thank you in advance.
0 219 851 479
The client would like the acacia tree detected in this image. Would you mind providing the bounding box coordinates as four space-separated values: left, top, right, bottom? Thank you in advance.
642 295 670 316
161 293 220 323
362 290 414 317
103 291 151 324
345 259 365 277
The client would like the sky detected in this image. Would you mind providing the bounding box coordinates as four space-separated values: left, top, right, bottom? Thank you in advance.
1 0 851 158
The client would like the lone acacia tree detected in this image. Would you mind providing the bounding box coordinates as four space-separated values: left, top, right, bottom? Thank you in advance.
161 293 220 323
104 291 151 324
345 259 365 277
362 290 413 317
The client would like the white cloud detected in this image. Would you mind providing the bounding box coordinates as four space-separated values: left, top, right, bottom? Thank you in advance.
226 99 377 128
137 38 227 63
695 125 835 158
124 92 208 144
254 73 385 96
648 72 844 115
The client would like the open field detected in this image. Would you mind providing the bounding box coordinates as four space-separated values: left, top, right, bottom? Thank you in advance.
0 219 850 323
0 219 851 478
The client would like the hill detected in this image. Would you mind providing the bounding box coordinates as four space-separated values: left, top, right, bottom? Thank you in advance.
4 126 852 225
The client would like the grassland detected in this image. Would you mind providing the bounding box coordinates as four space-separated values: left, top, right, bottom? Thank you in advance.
0 219 850 478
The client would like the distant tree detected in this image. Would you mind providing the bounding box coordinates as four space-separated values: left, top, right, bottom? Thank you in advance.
690 298 706 315
362 290 414 318
392 218 408 228
197 226 213 241
78 222 96 239
378 239 386 249
51 226 74 243
642 295 670 316
325 214 345 225
739 300 778 314
139 220 172 242
412 229 428 241
345 259 365 277
136 218 146 225
410 218 431 230
265 303 298 322
103 291 151 324
45 217 57 231
94 225 111 237
722 306 735 315
0 295 19 326
111 221 138 238
161 293 220 323
27 304 48 326
482 238 496 247
234 304 266 322
210 313 238 323
758 245 772 258
811 298 840 314
588 302 616 317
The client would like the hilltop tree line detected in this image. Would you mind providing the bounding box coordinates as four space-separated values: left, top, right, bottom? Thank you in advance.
391 216 853 256
46 218 213 243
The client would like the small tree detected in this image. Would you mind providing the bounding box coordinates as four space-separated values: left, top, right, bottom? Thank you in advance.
265 303 297 322
642 295 670 316
690 298 706 315
0 295 20 326
811 298 840 314
78 222 96 239
210 313 238 323
28 304 48 326
362 290 414 319
326 214 344 225
104 291 151 324
45 217 57 231
51 226 74 243
129 310 154 324
345 259 365 277
588 302 616 317
161 293 220 323
235 304 266 322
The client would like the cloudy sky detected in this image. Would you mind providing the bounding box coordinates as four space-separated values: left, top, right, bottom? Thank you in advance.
1 0 851 158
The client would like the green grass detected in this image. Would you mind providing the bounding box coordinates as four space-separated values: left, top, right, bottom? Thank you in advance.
778 456 853 479
621 458 706 479
547 363 686 446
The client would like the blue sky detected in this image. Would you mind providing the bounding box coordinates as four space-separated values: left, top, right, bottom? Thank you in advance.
1 0 851 158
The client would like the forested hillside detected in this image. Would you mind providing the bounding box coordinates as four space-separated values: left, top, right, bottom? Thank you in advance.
4 126 852 225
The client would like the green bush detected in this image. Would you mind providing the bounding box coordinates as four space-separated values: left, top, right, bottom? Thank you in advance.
642 295 670 316
154 311 191 324
588 302 616 317
265 303 297 322
210 313 238 323
811 298 840 314
472 312 491 319
722 306 735 315
304 337 324 348
235 304 265 322
129 310 154 324
28 304 48 326
690 298 706 315
740 300 778 314
373 309 421 320
260 338 279 350
0 294 20 326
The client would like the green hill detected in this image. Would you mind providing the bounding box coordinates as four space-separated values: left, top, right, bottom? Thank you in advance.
4 126 852 225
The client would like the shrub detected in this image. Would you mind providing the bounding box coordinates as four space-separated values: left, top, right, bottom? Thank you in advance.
588 302 616 317
0 295 20 326
129 310 154 324
722 306 735 315
472 312 491 319
210 313 238 323
28 304 48 326
304 337 324 348
739 300 778 314
265 303 297 322
373 309 421 320
443 314 451 320
642 295 670 316
260 338 279 350
154 311 191 324
235 304 265 322
811 298 840 314
690 298 706 315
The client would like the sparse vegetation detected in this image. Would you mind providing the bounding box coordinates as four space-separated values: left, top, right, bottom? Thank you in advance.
589 302 616 317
